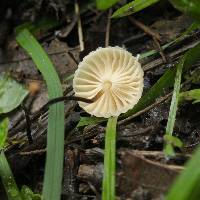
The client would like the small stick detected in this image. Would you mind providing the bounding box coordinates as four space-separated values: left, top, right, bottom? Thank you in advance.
21 103 33 144
105 9 112 47
46 96 93 108
153 36 167 63
128 16 161 41
20 148 46 155
75 0 84 51
56 15 78 38
128 16 167 63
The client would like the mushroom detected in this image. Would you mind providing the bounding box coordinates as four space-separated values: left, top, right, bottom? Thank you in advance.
73 46 144 118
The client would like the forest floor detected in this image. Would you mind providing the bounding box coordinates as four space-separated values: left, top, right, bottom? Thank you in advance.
0 0 200 199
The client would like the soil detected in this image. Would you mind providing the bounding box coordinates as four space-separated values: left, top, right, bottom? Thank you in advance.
0 0 200 199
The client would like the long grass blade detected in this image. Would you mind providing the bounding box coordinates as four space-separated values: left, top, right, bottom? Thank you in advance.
16 29 65 200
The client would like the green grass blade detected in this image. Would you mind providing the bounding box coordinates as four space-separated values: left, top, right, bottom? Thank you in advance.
96 0 120 10
16 29 65 200
0 118 8 149
77 116 105 127
164 56 184 156
21 185 41 200
165 56 184 136
15 17 59 36
179 89 200 103
0 118 22 200
166 146 200 200
112 0 160 18
102 117 118 200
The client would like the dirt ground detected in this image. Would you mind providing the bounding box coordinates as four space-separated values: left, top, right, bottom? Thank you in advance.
0 0 200 199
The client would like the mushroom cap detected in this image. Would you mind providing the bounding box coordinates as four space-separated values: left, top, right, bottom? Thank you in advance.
73 46 144 118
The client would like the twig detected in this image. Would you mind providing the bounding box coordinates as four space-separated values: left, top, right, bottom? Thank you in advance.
21 103 33 144
153 36 167 63
56 15 78 38
19 148 46 155
128 16 167 63
128 16 161 41
105 9 112 47
75 0 84 51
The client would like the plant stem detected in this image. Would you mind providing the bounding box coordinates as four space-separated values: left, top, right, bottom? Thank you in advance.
0 151 22 200
102 117 118 200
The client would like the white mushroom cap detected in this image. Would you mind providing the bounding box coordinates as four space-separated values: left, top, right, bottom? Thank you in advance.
73 46 144 118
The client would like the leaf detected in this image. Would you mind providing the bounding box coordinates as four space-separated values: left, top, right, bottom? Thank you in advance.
96 0 120 10
179 89 200 103
77 117 105 127
0 75 28 114
21 186 41 200
15 18 59 36
184 67 200 84
16 29 65 200
164 135 183 148
166 145 200 200
169 0 200 22
0 118 8 149
163 143 175 157
102 117 118 200
112 0 160 18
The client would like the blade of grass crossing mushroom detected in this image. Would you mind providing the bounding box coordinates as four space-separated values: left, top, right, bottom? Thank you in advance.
0 118 23 200
102 117 118 200
16 29 65 200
